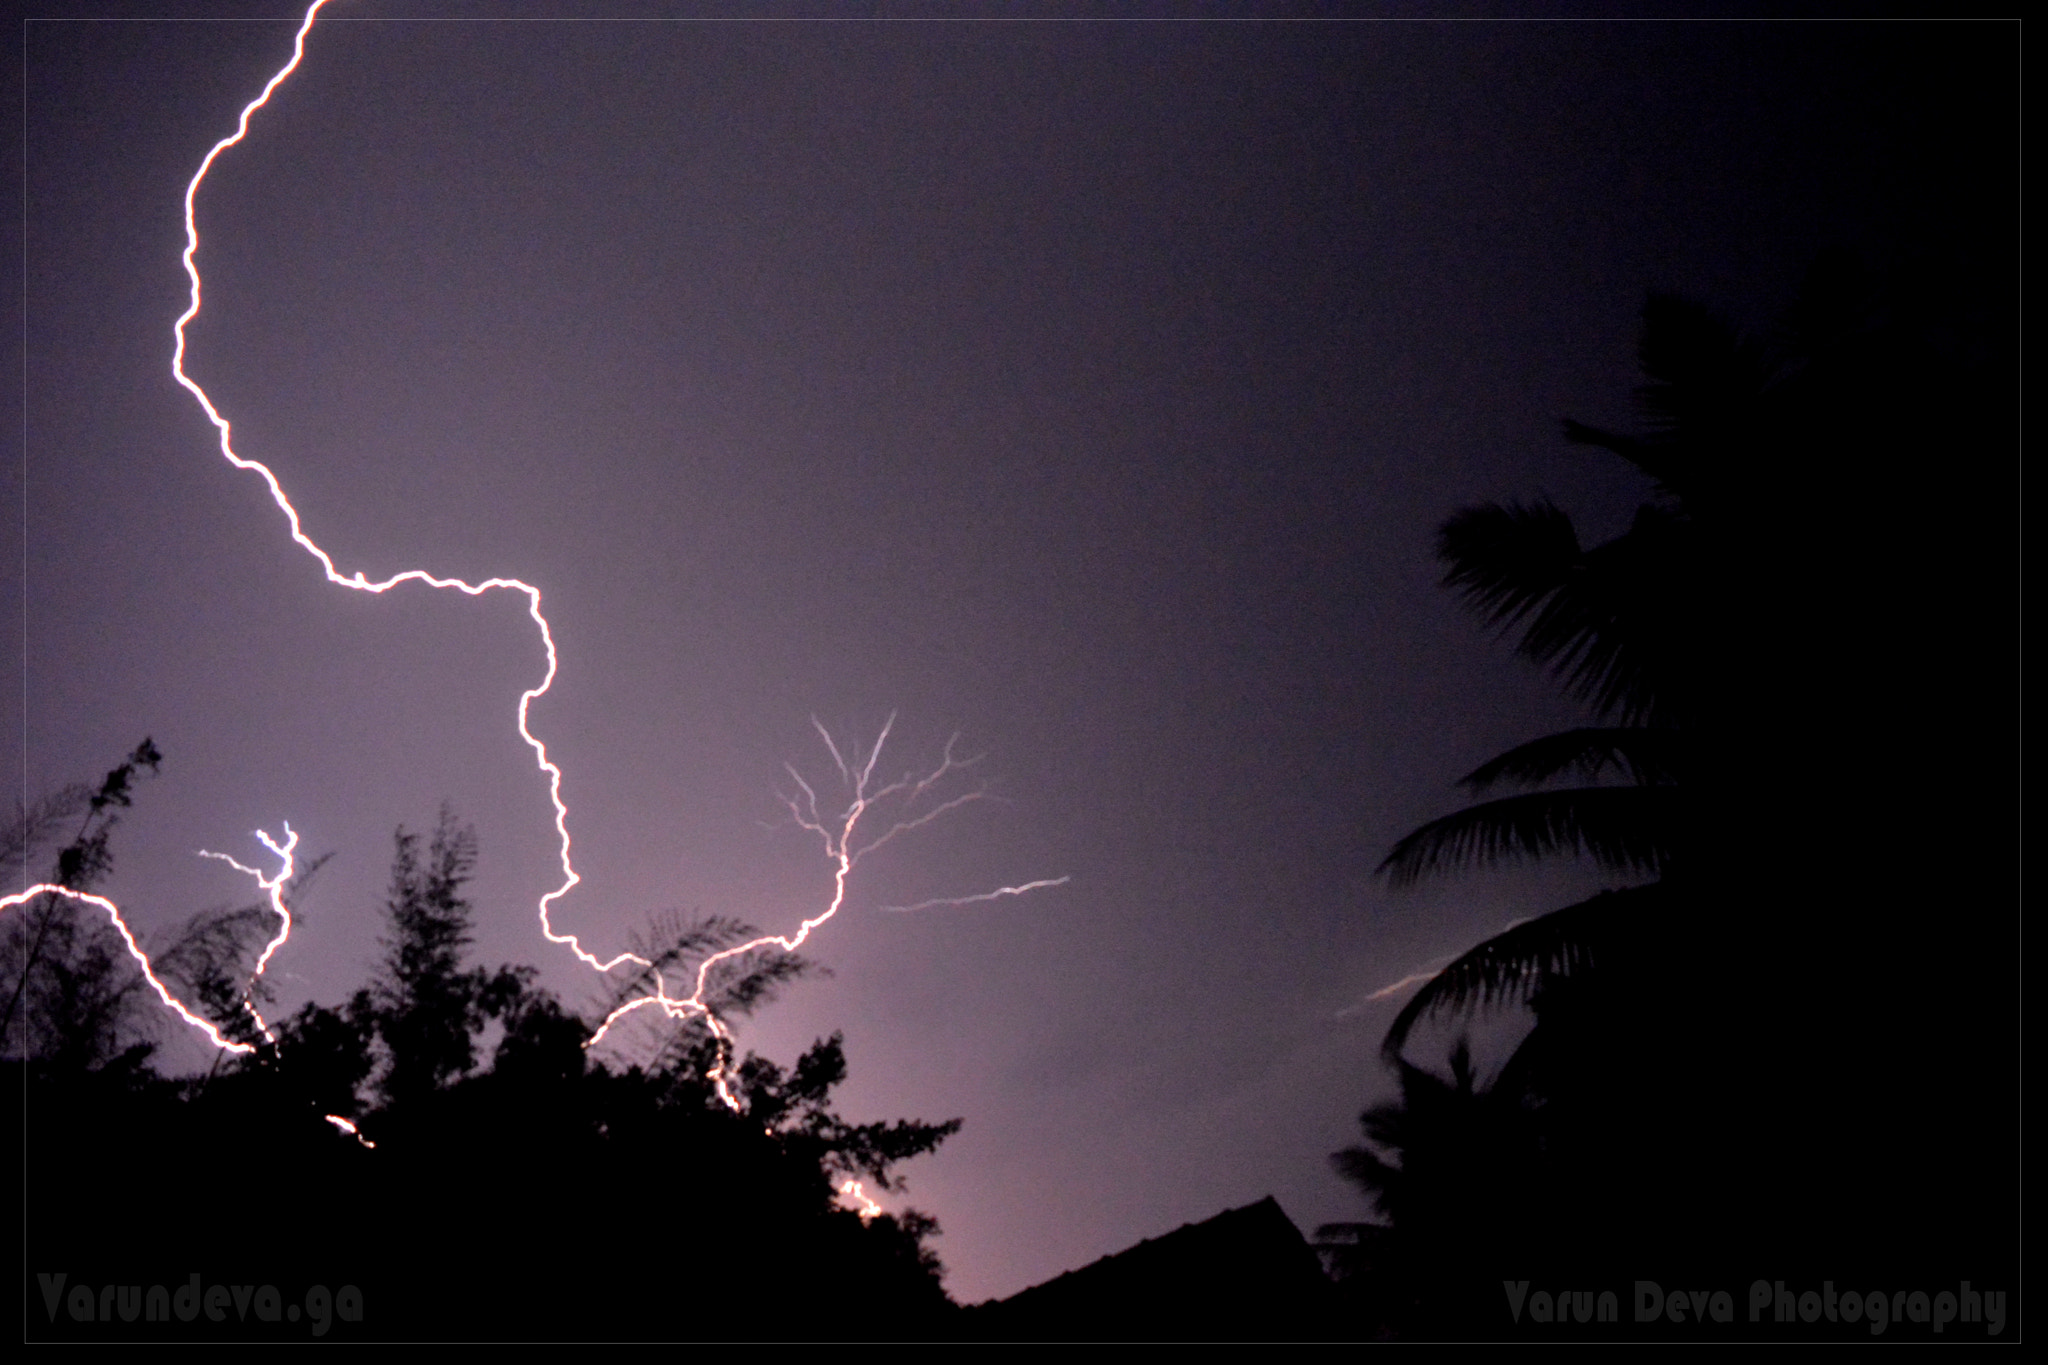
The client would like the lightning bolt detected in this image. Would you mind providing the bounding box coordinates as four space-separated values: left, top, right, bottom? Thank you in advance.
837 1179 884 1223
19 0 1066 1220
4 13 344 1072
195 823 302 1042
324 1114 376 1148
145 0 1067 1172
170 5 600 993
4 880 270 1056
165 0 655 1057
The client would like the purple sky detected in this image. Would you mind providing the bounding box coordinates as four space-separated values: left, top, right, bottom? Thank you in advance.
10 5 2010 1303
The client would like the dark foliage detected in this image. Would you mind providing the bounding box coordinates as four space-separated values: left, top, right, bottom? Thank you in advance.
1348 259 2018 1334
1322 1041 1545 1332
357 806 531 1109
1373 295 1711 1066
16 799 964 1340
3 740 165 1061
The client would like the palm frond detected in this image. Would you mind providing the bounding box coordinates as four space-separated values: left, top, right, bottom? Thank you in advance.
588 912 821 1075
1438 501 1686 726
1457 727 1679 794
1564 296 1774 513
1381 885 1657 1060
1437 500 1581 632
1634 293 1768 442
1332 1141 1406 1222
1378 787 1673 888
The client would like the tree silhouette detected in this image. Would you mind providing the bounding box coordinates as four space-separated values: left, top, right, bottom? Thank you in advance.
355 806 528 1111
2 740 165 1064
1360 258 2019 1305
583 909 818 1073
21 792 967 1339
1376 295 1732 1065
1324 1038 1545 1331
1348 294 1820 1310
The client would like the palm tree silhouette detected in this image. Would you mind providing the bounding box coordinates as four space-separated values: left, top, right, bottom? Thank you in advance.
1359 293 1791 1282
1373 292 1787 1059
1364 251 2016 1295
1323 1036 1548 1330
1332 1038 1538 1235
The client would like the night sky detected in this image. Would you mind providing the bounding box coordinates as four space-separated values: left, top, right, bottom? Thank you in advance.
10 5 2014 1304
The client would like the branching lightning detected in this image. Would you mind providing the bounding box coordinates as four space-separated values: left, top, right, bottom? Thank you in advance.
29 0 1065 1204
163 0 644 1059
585 715 1053 1112
195 823 301 1042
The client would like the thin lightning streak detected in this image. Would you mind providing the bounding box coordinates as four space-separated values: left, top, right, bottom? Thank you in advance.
1342 915 1542 1015
1357 968 1442 1006
881 878 1072 914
